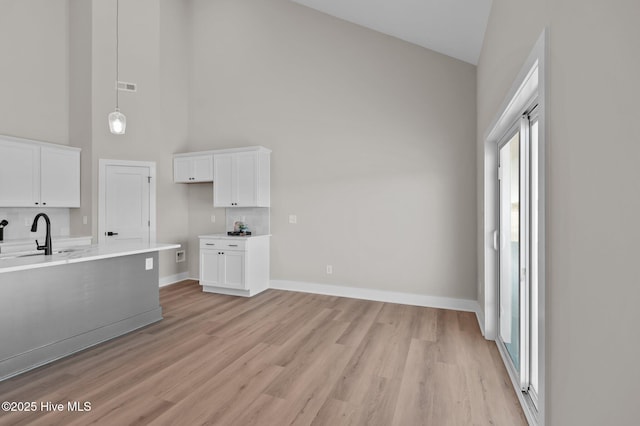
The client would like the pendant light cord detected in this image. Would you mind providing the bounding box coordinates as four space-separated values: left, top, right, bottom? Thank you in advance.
115 0 119 110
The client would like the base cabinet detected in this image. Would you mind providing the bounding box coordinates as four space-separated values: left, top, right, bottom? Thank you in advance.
199 247 244 289
199 236 269 297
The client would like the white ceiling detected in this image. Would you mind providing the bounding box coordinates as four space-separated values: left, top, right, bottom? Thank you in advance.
290 0 493 65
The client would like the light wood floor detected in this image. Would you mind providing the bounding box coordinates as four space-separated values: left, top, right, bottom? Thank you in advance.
0 280 526 425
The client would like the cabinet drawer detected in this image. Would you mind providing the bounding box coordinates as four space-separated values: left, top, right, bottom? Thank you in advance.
200 239 246 251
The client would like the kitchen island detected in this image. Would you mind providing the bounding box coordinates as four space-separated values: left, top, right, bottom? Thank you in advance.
0 242 179 381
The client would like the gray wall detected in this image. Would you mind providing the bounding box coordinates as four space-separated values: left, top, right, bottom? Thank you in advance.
0 0 69 143
0 0 477 299
477 0 640 423
2 0 190 280
86 0 190 279
185 0 478 299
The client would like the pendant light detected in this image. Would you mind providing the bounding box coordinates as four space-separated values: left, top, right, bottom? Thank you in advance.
108 0 126 135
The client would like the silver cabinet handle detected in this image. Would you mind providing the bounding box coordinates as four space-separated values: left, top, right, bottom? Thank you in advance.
206 243 215 246
228 244 238 247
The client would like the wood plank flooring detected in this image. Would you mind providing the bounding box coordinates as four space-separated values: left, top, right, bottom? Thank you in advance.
0 280 526 425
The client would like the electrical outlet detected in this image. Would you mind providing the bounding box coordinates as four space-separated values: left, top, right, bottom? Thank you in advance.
289 214 297 224
145 257 153 270
24 218 30 227
210 215 216 223
326 265 333 274
176 250 185 263
83 216 88 225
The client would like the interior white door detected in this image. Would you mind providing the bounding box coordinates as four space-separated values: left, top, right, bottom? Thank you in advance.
104 165 150 244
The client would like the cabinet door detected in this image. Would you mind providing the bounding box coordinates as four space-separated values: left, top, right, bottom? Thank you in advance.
235 152 258 207
200 249 222 286
40 147 80 207
221 251 245 289
191 155 213 182
213 154 234 207
173 157 192 183
0 140 40 207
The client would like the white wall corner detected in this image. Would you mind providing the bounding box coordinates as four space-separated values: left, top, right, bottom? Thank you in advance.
475 304 486 336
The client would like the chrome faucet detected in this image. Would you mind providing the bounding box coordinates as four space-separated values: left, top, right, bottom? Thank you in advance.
31 213 52 255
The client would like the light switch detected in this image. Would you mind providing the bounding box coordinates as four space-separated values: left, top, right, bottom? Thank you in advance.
145 257 153 270
289 215 297 224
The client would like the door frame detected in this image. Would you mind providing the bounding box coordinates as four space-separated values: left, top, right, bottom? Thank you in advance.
98 159 157 244
482 29 547 425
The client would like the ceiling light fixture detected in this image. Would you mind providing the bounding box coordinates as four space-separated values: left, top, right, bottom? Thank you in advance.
108 0 126 135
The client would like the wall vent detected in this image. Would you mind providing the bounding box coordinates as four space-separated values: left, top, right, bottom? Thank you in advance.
116 81 137 92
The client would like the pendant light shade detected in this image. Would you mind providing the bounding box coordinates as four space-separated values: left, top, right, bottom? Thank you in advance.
108 108 126 134
109 0 126 135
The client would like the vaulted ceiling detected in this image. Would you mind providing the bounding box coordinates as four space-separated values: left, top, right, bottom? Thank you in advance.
290 0 493 65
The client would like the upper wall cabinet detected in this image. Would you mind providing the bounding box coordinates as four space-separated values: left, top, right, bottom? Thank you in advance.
0 136 80 208
213 148 270 208
173 154 213 183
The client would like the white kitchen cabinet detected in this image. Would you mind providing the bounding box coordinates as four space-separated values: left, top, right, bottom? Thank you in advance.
40 147 80 207
0 139 39 207
199 235 270 297
200 249 245 289
213 149 270 207
200 247 224 287
0 136 80 208
173 154 213 183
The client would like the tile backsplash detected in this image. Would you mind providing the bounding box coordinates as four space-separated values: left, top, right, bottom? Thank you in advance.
226 207 270 235
0 208 70 241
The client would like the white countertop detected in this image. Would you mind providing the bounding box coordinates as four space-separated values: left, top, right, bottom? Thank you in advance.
0 242 180 274
198 234 271 240
0 235 91 249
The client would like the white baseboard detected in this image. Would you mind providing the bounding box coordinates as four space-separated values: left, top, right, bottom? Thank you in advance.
269 280 481 317
476 307 486 336
159 272 190 287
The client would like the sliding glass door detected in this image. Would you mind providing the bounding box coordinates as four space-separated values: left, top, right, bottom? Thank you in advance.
498 130 522 373
498 105 538 404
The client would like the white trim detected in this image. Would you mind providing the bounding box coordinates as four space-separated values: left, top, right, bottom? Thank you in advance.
496 340 540 426
476 306 486 336
270 279 481 314
0 134 81 152
482 28 547 426
202 285 268 298
159 272 190 287
173 146 271 157
98 159 157 245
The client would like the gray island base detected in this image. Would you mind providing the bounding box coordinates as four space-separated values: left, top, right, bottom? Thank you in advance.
0 251 164 381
